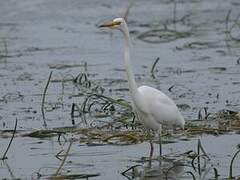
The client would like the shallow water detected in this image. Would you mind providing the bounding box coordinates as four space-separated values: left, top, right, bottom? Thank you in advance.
0 0 240 179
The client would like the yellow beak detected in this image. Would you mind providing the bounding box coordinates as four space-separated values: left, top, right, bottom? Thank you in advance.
99 20 120 28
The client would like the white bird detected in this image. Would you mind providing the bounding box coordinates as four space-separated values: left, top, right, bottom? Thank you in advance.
99 18 185 158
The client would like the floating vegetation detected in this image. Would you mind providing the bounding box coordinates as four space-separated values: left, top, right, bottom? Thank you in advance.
22 128 146 145
137 29 191 43
1 92 24 103
49 173 100 179
17 108 240 144
216 109 240 130
208 67 227 73
177 41 220 50
23 129 66 138
48 63 87 70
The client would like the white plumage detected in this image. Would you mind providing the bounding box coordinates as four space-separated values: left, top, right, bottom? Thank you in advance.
135 86 185 131
99 17 185 157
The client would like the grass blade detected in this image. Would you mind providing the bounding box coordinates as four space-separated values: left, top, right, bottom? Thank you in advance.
1 118 18 160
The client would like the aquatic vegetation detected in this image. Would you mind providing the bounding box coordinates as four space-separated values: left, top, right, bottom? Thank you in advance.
137 29 191 43
0 119 17 160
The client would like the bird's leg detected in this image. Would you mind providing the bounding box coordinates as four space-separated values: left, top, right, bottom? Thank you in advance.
147 130 154 158
149 138 153 167
158 124 162 159
147 130 153 167
149 138 153 158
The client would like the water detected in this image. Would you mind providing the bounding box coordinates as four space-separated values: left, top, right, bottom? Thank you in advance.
0 0 240 179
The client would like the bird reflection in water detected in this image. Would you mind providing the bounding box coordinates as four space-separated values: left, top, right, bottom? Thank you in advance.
122 158 185 180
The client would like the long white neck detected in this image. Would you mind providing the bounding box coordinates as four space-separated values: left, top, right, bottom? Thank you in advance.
121 22 138 96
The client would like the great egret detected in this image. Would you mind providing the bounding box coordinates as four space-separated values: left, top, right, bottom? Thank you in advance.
99 18 185 158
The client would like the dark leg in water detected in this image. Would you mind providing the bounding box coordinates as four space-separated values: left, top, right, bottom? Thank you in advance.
149 139 153 167
158 124 162 165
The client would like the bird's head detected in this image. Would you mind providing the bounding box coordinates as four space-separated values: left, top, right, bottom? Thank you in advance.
99 18 125 31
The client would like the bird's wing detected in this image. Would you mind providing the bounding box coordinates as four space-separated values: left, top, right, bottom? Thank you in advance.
137 86 184 126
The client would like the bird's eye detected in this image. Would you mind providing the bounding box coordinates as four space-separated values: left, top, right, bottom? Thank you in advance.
113 21 121 26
